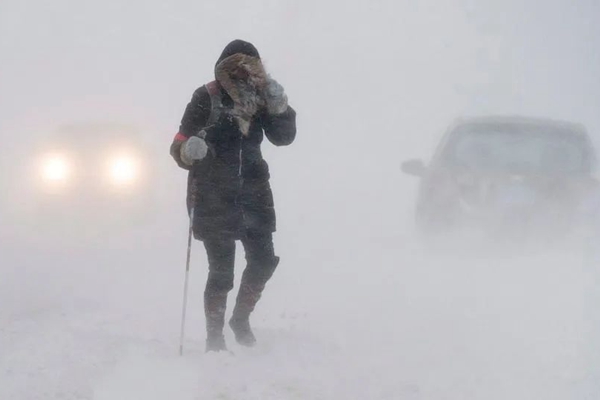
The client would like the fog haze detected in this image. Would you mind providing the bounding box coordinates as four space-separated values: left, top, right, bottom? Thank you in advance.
1 1 600 399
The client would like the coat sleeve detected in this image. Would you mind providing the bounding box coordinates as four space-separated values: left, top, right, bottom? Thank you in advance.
170 87 211 170
261 105 297 146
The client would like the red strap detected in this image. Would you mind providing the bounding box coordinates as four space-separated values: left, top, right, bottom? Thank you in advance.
173 132 187 142
205 80 220 95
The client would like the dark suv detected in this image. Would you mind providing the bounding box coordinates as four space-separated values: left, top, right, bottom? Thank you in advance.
402 116 598 237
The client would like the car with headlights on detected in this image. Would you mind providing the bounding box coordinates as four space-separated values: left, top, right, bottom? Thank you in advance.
5 122 168 243
401 116 598 239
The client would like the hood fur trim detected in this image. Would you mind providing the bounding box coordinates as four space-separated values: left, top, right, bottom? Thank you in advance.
216 53 267 136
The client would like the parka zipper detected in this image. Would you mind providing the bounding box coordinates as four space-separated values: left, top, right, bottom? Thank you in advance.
239 136 243 177
238 135 246 227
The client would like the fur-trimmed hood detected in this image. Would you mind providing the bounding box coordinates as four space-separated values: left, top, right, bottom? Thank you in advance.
215 40 260 69
215 52 267 110
214 40 288 135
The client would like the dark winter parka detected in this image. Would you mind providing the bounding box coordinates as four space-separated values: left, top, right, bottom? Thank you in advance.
170 40 297 240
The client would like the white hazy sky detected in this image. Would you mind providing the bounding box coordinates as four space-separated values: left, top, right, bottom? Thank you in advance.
1 0 599 141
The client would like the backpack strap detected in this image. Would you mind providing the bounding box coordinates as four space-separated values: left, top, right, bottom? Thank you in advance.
204 80 223 127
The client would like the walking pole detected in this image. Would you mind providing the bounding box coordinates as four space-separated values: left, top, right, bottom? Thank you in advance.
179 206 195 356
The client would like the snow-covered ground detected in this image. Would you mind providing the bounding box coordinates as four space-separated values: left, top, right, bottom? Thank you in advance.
2 224 599 399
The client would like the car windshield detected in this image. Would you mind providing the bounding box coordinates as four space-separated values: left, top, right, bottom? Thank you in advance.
444 125 591 174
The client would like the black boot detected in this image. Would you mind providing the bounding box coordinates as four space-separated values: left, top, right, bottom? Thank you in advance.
229 281 263 347
229 256 279 347
205 332 227 352
205 290 228 352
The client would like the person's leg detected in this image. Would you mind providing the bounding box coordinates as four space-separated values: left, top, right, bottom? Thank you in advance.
203 237 236 352
230 231 279 346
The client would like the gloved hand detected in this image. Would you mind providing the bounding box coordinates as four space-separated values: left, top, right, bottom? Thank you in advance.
264 77 288 115
180 135 208 166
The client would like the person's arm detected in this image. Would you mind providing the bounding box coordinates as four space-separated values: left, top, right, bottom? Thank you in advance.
262 106 297 146
170 87 211 169
260 77 296 146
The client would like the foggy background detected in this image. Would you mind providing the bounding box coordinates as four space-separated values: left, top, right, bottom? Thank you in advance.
1 0 600 399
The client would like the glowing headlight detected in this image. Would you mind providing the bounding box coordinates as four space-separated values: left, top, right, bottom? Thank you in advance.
41 155 70 183
109 156 138 185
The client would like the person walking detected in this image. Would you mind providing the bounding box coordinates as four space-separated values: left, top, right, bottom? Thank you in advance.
170 40 296 352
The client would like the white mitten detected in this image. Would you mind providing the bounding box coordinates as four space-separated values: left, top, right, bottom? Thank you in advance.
180 135 208 166
264 77 288 115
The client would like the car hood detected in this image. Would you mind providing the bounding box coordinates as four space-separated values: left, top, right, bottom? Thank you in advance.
450 169 595 212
